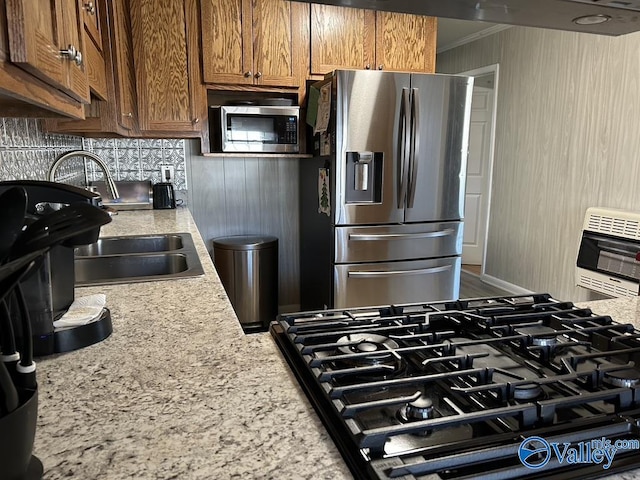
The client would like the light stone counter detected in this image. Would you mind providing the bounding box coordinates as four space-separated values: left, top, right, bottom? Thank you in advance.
33 207 353 480
574 296 640 480
31 209 640 480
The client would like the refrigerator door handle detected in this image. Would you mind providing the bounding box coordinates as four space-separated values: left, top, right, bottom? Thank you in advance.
348 265 452 278
348 229 454 241
407 87 420 208
397 88 411 209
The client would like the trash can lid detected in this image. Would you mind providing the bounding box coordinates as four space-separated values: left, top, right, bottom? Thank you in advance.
213 235 278 251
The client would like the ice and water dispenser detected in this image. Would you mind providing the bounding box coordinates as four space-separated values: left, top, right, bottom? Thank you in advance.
345 151 383 203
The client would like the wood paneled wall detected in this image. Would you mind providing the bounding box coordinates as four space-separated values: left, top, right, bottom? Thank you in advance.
185 141 299 309
437 27 640 301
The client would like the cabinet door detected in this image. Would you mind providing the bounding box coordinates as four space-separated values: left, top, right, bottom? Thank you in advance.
6 0 90 102
310 4 375 75
110 0 137 130
131 0 203 132
82 0 107 100
61 0 90 101
375 12 436 73
82 0 101 48
252 0 300 87
201 0 253 85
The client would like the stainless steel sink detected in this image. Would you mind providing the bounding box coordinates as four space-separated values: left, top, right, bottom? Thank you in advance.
74 233 204 286
75 234 184 256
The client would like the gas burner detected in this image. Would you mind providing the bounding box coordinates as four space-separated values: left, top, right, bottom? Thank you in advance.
332 333 405 379
513 382 544 401
397 394 436 435
517 325 559 347
336 334 399 364
603 368 640 388
404 395 435 420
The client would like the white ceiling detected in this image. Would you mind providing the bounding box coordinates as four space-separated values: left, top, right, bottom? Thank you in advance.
436 18 509 53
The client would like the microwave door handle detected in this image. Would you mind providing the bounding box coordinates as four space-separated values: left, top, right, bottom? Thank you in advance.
348 265 452 278
407 88 420 208
397 88 410 209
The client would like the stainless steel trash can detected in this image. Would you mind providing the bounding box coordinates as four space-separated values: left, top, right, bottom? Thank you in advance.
212 235 278 331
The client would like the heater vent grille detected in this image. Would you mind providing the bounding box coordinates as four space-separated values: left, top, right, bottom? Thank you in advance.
586 211 640 240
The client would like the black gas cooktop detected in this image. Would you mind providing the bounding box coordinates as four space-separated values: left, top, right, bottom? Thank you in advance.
270 293 640 479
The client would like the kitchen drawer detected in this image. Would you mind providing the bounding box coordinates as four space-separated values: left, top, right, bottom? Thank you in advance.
333 256 460 308
334 222 462 263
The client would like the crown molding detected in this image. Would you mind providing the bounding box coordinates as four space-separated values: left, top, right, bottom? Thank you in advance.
437 24 512 54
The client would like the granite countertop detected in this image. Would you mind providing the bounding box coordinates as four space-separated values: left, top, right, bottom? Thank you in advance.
32 208 640 479
34 207 352 480
575 297 640 480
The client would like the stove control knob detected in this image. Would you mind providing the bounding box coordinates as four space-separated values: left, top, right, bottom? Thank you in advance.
406 395 434 420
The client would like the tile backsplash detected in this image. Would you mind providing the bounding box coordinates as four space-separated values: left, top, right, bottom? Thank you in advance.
85 137 187 190
0 118 83 181
0 118 188 190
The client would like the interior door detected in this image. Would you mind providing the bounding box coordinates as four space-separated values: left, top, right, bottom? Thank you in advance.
404 74 473 223
335 70 409 226
463 78 494 265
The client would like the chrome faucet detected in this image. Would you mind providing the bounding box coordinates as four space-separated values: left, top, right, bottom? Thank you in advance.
49 150 120 200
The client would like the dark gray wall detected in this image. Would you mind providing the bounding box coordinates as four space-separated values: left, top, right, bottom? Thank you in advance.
186 141 300 310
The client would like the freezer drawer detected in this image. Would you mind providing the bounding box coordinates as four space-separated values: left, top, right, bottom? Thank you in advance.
333 257 460 308
335 222 462 263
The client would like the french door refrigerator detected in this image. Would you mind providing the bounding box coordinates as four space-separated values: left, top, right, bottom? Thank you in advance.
300 69 473 309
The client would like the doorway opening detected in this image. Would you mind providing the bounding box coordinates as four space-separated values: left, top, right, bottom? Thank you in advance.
460 64 499 278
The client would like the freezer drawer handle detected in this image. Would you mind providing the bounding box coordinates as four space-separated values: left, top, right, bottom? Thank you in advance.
348 265 452 278
349 229 454 241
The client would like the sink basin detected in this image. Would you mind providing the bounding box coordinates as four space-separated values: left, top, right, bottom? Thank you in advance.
74 233 204 286
75 234 184 256
75 253 203 285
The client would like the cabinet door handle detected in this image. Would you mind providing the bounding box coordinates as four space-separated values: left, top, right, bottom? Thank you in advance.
378 64 384 70
60 45 82 66
255 72 262 78
84 2 96 15
365 64 371 70
193 117 200 124
122 112 133 118
60 45 77 60
244 71 252 78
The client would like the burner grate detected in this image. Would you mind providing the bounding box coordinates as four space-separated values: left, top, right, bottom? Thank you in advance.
271 293 640 479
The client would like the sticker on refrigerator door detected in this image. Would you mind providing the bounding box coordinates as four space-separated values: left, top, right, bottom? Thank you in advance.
314 82 332 134
318 168 330 216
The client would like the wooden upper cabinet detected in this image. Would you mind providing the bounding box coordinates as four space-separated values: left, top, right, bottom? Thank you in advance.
5 0 90 103
130 0 204 133
310 6 437 75
375 12 436 73
310 4 375 76
44 0 139 135
201 0 304 87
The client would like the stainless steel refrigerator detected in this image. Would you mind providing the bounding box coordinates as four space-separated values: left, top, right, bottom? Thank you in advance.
300 69 473 309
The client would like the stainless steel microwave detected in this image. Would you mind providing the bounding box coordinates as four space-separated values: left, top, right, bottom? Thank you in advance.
209 105 300 153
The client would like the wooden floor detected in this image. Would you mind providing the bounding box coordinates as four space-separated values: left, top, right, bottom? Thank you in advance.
459 269 511 299
462 264 482 276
